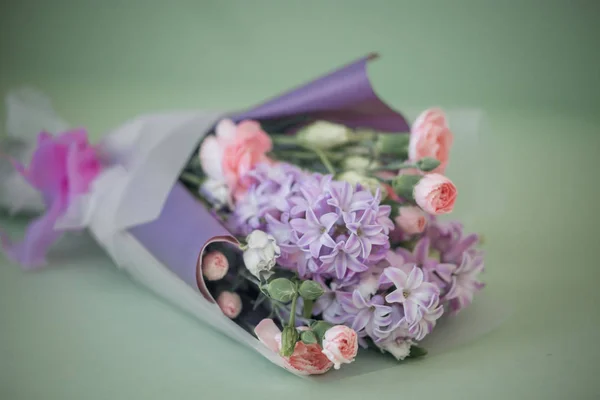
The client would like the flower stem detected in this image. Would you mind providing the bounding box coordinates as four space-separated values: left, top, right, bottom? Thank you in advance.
313 148 336 175
180 172 204 187
302 299 314 319
289 292 299 328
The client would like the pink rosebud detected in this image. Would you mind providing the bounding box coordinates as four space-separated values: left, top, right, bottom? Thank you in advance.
395 206 427 235
409 108 453 174
216 291 242 319
321 325 359 369
413 173 457 215
255 319 333 375
201 251 229 281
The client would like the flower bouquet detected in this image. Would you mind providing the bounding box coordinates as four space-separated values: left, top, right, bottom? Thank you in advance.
0 54 486 376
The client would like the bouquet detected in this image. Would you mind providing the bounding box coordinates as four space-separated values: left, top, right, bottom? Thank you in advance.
0 55 484 376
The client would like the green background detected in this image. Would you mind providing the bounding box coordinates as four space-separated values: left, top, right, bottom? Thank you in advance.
1 1 599 399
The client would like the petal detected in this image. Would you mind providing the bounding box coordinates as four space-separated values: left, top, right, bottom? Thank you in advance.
215 119 237 142
320 212 340 231
320 233 337 249
290 218 311 234
352 289 369 309
406 266 424 290
403 301 421 324
351 309 371 332
254 319 281 353
383 267 408 289
0 194 67 269
385 290 405 304
309 240 322 258
199 136 225 181
414 237 430 263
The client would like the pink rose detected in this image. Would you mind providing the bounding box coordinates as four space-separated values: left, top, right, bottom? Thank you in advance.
409 108 453 174
321 325 358 369
201 251 229 281
255 319 333 375
216 291 242 319
199 119 272 201
1 129 101 269
395 206 427 235
413 173 457 215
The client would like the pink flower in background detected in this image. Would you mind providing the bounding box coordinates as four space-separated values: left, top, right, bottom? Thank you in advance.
321 325 359 369
409 108 453 174
255 319 333 375
199 119 273 201
413 173 457 215
201 251 229 281
395 206 427 235
0 129 101 269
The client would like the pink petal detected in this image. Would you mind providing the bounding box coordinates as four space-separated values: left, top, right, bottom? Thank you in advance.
254 318 281 353
0 195 67 270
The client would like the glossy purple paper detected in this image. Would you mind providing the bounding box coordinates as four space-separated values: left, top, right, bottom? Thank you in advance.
129 54 409 296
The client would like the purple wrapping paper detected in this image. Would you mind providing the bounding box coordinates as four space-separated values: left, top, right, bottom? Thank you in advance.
128 54 409 299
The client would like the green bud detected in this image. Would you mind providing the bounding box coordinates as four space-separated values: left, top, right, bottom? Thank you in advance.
375 134 410 157
267 278 297 303
280 326 299 357
415 157 441 172
407 345 428 359
300 330 317 345
310 321 334 344
392 174 422 202
298 280 325 301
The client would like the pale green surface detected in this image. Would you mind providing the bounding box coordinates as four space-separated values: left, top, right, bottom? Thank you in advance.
1 1 600 399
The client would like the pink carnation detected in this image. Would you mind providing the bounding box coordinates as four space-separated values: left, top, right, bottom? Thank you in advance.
409 108 453 174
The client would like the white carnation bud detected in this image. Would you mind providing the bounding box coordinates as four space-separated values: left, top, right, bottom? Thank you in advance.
242 230 280 279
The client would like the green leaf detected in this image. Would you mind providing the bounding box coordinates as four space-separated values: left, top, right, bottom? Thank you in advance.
310 321 334 344
300 330 317 345
407 345 428 359
280 326 299 357
392 174 422 202
298 280 325 301
267 278 296 303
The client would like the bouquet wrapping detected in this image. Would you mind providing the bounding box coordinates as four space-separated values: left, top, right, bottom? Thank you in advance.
0 55 501 377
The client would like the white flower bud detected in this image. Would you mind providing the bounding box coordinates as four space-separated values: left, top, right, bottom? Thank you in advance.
298 121 350 150
342 156 379 173
242 230 280 279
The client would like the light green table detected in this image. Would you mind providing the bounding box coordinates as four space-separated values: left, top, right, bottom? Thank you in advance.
1 2 599 399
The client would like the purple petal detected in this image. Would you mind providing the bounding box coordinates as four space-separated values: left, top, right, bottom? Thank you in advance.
309 240 322 258
320 212 340 231
352 289 369 308
406 266 424 290
351 309 371 332
290 218 311 234
403 301 421 324
414 237 430 264
320 233 337 249
383 267 408 289
385 290 405 304
0 195 67 270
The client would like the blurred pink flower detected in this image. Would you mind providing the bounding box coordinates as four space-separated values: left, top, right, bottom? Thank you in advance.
409 108 453 174
199 119 272 202
1 129 101 269
321 325 359 369
413 173 457 215
395 206 427 235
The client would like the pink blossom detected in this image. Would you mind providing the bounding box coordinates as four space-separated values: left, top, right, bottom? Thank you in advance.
395 206 427 235
1 129 101 269
413 173 457 215
199 119 272 201
200 251 229 281
216 291 242 319
409 108 453 174
255 319 333 375
321 325 359 369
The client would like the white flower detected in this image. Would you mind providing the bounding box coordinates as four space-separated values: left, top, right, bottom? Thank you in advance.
342 156 379 173
377 328 414 361
200 179 230 207
298 121 350 149
242 230 281 279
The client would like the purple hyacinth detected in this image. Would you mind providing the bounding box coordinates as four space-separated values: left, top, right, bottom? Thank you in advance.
383 265 439 324
338 290 394 346
408 295 444 340
290 208 338 258
444 252 485 315
320 236 367 279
